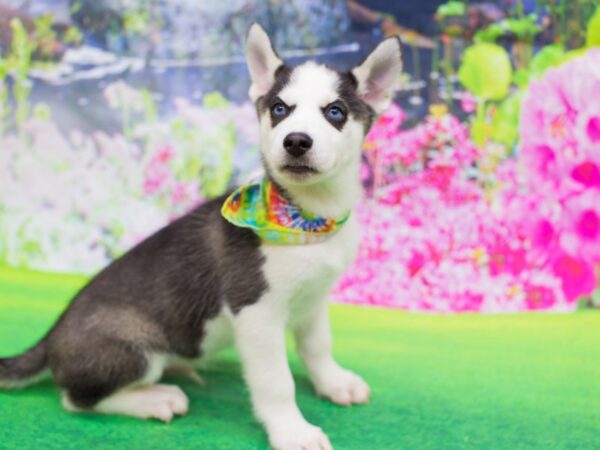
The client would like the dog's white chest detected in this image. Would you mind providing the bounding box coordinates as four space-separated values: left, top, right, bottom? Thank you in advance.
200 215 359 358
261 215 359 306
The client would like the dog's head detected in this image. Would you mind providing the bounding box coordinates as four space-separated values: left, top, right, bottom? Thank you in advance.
245 24 402 188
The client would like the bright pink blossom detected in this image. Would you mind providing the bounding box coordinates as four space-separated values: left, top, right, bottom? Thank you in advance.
334 50 600 312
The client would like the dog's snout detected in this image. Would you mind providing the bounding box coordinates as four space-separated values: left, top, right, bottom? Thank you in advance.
283 132 313 158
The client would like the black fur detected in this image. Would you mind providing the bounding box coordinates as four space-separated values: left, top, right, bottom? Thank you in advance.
0 339 47 384
0 195 267 407
336 71 376 133
256 64 293 124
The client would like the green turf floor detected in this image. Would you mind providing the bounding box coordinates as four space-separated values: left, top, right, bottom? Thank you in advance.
0 266 599 450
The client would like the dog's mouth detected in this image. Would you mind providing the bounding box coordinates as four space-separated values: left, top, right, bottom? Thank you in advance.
280 164 318 176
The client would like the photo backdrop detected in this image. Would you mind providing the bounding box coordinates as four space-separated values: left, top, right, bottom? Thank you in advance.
1 0 599 312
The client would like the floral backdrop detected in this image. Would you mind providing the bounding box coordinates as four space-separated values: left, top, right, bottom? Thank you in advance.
1 0 599 313
336 49 600 312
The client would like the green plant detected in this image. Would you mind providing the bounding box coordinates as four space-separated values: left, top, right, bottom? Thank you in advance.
9 18 35 130
537 0 598 48
123 9 150 35
513 44 567 88
473 23 506 43
458 43 513 147
63 26 84 46
33 13 57 43
436 1 466 18
586 6 600 47
504 15 540 41
489 93 521 150
168 93 236 199
459 43 512 102
0 58 10 139
474 15 540 68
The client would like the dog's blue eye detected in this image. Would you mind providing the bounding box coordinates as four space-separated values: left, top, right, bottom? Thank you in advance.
272 103 288 117
326 106 345 121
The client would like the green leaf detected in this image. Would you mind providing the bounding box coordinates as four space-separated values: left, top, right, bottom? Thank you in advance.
474 23 505 43
470 117 487 148
563 47 589 62
512 68 530 89
514 44 567 88
436 1 466 18
490 93 521 149
529 45 566 74
458 43 512 101
203 92 229 108
33 103 52 121
586 6 600 47
503 15 540 40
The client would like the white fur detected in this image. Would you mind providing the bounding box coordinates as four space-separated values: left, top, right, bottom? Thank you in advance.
64 384 189 423
246 23 284 102
231 216 365 449
352 37 403 114
62 352 188 423
230 26 386 448
260 62 365 220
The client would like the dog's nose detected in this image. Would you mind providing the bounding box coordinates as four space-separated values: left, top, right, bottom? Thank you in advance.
283 132 313 158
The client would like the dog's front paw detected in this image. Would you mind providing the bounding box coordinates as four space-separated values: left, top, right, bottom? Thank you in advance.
269 421 332 450
315 368 370 406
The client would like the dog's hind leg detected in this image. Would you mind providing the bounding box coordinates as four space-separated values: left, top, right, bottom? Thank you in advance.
63 383 189 423
55 339 188 423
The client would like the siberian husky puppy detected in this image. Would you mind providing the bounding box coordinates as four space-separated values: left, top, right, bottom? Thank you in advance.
0 24 401 450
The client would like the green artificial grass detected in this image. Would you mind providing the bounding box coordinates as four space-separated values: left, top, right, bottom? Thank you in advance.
0 265 599 450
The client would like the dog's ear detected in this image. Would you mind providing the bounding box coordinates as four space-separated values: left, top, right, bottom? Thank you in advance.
246 23 283 102
352 37 402 114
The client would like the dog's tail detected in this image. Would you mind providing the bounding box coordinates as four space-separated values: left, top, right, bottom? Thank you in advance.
0 338 49 390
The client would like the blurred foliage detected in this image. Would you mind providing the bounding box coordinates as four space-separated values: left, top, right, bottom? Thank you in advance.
32 103 52 122
537 0 598 48
63 26 84 46
33 13 57 45
9 19 34 130
474 15 540 43
459 43 512 101
436 1 466 18
459 43 512 148
513 44 566 88
587 6 600 47
489 93 521 150
458 0 600 153
0 58 10 138
123 9 151 35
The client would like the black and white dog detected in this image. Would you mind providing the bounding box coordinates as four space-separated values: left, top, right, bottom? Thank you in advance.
0 24 401 450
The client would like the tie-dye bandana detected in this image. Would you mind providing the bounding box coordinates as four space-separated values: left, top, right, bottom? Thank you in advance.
221 179 349 245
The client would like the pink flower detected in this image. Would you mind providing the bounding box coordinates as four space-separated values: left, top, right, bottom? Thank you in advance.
571 160 600 187
521 144 558 183
333 51 600 313
586 117 600 143
154 144 174 163
143 169 169 195
552 253 596 301
523 283 558 310
531 219 555 248
143 145 175 196
460 92 477 114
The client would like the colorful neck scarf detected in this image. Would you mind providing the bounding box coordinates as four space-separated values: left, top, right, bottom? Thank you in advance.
221 179 350 245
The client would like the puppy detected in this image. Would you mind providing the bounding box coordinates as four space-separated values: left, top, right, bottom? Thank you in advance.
0 24 402 450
